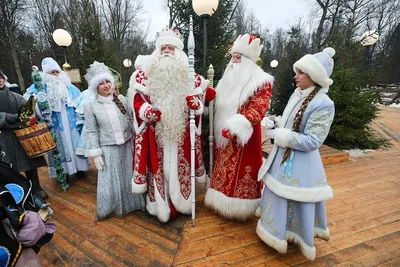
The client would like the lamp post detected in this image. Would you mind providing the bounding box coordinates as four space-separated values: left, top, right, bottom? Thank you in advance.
52 29 72 70
360 29 379 67
192 0 219 76
270 59 278 77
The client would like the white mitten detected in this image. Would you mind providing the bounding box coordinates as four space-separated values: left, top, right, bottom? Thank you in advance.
266 129 276 140
94 156 104 171
261 117 275 129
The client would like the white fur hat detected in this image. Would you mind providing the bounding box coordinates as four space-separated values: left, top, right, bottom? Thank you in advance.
84 61 115 93
231 34 263 62
293 47 336 88
155 28 184 50
41 57 62 74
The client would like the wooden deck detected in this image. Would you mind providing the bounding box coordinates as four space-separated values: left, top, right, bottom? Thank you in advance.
37 106 400 266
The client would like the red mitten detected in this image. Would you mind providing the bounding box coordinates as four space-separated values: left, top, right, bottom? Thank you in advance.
205 87 216 102
144 106 162 123
186 95 201 110
222 129 236 140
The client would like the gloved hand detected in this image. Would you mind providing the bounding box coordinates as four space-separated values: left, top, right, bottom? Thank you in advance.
266 129 276 140
94 156 104 171
261 117 275 129
144 106 162 123
222 129 236 140
5 113 19 124
186 95 201 110
204 87 216 102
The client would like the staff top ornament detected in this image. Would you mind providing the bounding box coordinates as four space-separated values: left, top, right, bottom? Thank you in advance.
156 27 184 50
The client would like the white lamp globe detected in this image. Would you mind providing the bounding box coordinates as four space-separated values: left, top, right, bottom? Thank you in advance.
52 29 72 47
360 30 379 46
270 60 279 68
123 59 132 68
192 0 219 17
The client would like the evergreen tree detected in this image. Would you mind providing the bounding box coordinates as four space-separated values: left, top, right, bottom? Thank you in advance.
326 66 386 149
270 25 309 115
167 0 238 80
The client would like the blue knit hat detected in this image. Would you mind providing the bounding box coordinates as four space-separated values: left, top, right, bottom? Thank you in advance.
293 47 336 88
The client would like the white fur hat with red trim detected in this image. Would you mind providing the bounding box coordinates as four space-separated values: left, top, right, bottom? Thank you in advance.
231 34 263 62
155 28 184 50
293 47 336 88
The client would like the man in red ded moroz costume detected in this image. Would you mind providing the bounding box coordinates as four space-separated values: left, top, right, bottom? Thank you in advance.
129 27 215 223
205 34 274 220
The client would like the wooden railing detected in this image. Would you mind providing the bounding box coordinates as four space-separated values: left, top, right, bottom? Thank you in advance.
364 83 400 105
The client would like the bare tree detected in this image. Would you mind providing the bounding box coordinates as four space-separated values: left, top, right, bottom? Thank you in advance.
100 0 146 54
30 0 62 53
0 0 28 90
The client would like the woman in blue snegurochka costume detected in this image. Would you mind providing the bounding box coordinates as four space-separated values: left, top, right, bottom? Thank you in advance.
256 47 336 261
24 57 89 179
83 61 145 220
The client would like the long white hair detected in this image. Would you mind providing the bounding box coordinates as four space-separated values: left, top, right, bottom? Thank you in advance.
42 71 72 111
145 49 189 145
214 56 264 148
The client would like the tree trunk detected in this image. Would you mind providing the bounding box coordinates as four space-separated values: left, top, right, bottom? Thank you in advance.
6 28 25 92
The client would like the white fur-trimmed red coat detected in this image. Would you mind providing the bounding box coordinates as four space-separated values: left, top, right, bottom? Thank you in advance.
128 69 207 222
205 68 274 221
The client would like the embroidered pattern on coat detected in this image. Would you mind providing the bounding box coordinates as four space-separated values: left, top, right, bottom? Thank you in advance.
287 200 304 237
212 143 240 194
178 141 191 200
262 192 277 234
133 133 146 184
236 165 259 198
195 134 205 177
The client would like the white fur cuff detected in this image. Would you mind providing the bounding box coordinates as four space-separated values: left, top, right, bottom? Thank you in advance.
274 128 291 148
89 148 102 157
225 114 253 146
132 178 148 194
194 101 204 115
139 102 151 121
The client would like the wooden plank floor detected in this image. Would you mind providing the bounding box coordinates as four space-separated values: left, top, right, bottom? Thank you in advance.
37 106 400 266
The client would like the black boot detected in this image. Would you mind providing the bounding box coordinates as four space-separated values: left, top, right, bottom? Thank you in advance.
26 169 48 199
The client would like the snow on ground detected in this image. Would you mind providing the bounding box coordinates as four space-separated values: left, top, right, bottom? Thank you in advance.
389 103 400 108
344 149 376 158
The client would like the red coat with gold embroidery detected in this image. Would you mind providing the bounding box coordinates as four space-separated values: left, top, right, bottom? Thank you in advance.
129 69 206 223
205 81 273 220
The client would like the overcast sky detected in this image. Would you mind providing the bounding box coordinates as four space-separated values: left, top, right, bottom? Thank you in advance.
142 0 313 41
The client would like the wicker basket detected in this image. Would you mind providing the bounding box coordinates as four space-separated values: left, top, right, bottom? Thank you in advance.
14 122 56 158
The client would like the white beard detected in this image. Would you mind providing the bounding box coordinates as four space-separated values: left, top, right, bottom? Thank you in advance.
146 53 189 144
42 72 71 111
214 56 274 148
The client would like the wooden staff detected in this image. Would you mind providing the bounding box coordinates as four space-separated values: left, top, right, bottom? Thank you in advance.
207 64 215 187
187 15 196 227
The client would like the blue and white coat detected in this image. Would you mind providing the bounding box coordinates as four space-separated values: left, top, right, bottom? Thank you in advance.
24 80 89 177
257 86 334 261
